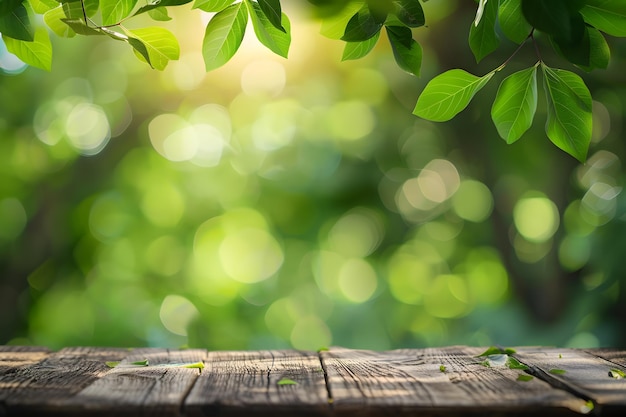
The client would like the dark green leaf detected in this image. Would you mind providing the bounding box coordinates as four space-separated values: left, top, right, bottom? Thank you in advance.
469 0 499 62
134 0 193 16
477 346 516 356
341 4 382 42
517 374 534 381
202 2 248 71
367 0 393 24
521 0 585 43
414 69 495 121
247 0 290 57
3 26 52 70
541 64 592 162
0 3 33 41
507 356 530 370
192 0 233 12
576 26 610 71
580 0 626 37
125 26 180 70
549 13 590 67
342 31 380 61
258 0 284 32
101 0 139 25
491 66 538 144
394 0 424 28
386 25 421 76
498 0 531 44
127 36 153 66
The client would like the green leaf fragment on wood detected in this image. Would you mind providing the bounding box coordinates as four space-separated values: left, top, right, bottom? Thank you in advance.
277 378 298 385
516 373 533 381
507 356 529 370
549 368 566 375
105 361 120 368
439 365 446 372
131 359 149 366
182 361 205 370
609 368 625 379
477 346 516 357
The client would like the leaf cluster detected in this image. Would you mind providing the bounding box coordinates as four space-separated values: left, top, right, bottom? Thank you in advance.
1 0 624 160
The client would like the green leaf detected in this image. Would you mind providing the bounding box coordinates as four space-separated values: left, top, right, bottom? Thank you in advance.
28 0 59 14
128 36 153 66
202 2 248 71
580 0 626 37
498 0 531 44
413 69 495 122
62 0 100 18
477 346 517 356
319 1 362 40
62 18 105 35
386 25 421 76
125 26 180 70
395 0 424 28
277 378 298 385
44 6 75 37
342 30 379 61
147 7 172 21
0 3 34 41
506 356 529 370
192 0 233 12
549 14 590 67
105 361 120 368
516 374 534 381
134 0 193 16
609 368 625 379
258 0 284 32
246 0 290 57
131 359 150 366
182 361 205 370
100 0 139 25
341 4 382 41
491 66 538 144
577 27 610 71
521 0 585 42
541 64 592 162
3 26 52 70
548 368 566 375
439 365 446 372
469 0 499 62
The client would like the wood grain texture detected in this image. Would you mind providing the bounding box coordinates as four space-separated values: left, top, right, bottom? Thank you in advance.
0 346 130 416
0 346 50 377
514 347 626 415
184 350 329 416
321 346 590 416
60 348 207 416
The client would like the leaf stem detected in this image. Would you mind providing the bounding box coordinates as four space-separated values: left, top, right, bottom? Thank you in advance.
530 29 542 63
495 29 534 72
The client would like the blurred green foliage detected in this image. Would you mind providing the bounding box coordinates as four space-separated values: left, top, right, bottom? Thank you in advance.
1 2 625 350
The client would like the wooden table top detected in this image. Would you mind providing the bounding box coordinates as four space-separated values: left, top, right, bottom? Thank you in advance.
1 345 625 416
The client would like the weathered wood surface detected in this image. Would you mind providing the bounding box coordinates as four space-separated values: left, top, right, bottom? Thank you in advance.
0 346 625 416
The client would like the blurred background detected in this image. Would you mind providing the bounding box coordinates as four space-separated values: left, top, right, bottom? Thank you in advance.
1 1 625 351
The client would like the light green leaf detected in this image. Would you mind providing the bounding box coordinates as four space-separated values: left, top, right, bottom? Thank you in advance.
105 361 120 368
202 2 248 71
131 359 150 366
62 0 99 19
506 356 529 370
578 26 610 71
44 6 76 37
277 378 298 385
469 0 499 62
549 368 566 375
491 66 538 144
580 0 626 37
246 0 290 58
498 0 531 44
125 26 180 70
62 18 105 36
319 0 362 40
609 368 625 379
386 25 421 76
541 64 592 162
3 26 52 71
517 374 533 381
192 0 233 12
148 7 172 21
342 31 379 61
413 69 495 122
439 365 446 372
28 0 58 14
134 0 193 16
101 0 139 25
477 346 517 356
0 3 34 41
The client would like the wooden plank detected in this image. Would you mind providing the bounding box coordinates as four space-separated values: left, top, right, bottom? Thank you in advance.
58 348 207 416
321 346 591 416
586 348 626 369
0 346 131 416
0 346 51 376
514 347 626 415
184 350 329 416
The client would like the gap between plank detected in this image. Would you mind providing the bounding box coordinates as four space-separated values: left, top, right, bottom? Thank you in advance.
178 351 206 417
317 350 334 410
